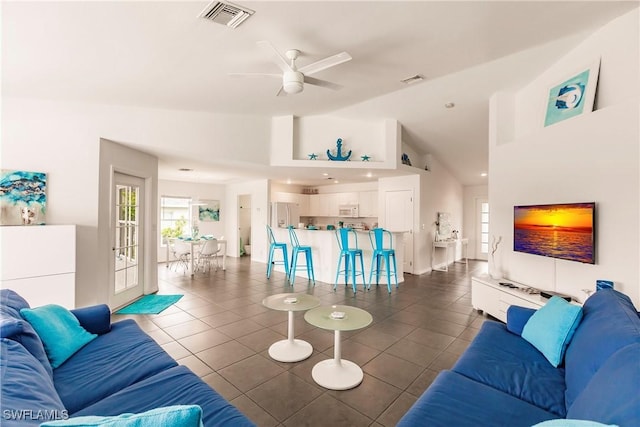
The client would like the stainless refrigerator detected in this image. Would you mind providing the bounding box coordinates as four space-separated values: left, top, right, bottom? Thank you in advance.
271 202 300 228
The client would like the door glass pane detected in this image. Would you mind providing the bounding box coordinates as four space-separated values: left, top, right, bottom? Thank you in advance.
114 182 140 294
480 202 490 254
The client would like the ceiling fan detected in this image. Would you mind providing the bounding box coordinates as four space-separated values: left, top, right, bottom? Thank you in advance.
230 40 352 96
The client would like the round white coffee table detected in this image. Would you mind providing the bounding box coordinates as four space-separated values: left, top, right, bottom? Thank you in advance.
262 293 320 362
304 305 373 390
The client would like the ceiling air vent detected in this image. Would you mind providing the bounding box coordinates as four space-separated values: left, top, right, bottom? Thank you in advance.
400 74 424 85
198 1 254 28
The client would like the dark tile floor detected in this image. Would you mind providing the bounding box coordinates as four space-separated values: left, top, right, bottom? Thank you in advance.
112 257 490 426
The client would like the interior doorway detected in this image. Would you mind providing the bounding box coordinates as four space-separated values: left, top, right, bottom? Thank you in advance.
238 194 252 257
111 172 145 308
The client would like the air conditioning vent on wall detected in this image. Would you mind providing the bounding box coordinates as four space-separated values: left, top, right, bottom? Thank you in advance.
198 1 254 28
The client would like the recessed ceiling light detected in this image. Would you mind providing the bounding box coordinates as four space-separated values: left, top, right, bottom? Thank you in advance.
481 172 487 177
286 179 292 184
322 173 329 176
445 102 455 109
365 172 373 178
334 180 339 184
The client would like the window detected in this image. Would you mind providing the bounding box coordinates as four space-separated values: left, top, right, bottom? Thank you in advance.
160 197 190 245
480 202 489 254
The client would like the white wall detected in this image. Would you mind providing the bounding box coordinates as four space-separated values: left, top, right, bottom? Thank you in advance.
158 179 226 262
378 154 464 275
489 9 639 305
463 185 489 260
2 97 270 307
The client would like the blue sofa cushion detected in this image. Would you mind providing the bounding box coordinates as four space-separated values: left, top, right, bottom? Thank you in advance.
20 304 98 369
0 289 53 378
73 366 255 427
506 305 536 335
41 405 203 427
71 305 112 335
397 370 556 427
566 343 640 426
452 321 568 416
0 339 67 427
521 296 583 368
54 319 178 414
564 290 640 408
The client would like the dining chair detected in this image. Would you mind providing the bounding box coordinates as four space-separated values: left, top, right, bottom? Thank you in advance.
368 228 398 293
334 227 367 294
288 226 315 286
171 239 191 274
196 238 220 273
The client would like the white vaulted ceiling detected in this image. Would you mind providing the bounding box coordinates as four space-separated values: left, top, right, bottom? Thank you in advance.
3 1 637 185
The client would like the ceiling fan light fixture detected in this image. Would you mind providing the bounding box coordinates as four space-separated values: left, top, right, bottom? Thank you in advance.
283 71 304 94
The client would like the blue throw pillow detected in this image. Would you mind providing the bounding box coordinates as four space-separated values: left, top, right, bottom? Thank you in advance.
20 304 97 369
40 405 203 426
522 296 583 367
532 420 618 427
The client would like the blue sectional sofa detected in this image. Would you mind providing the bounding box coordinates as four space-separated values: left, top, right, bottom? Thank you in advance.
0 289 254 426
398 289 640 427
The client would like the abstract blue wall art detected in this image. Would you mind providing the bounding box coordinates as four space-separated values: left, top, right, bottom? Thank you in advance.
199 200 220 222
544 59 600 127
0 169 47 225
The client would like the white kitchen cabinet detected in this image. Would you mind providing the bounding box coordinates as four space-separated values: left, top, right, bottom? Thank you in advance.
337 192 359 205
358 191 378 217
1 225 76 308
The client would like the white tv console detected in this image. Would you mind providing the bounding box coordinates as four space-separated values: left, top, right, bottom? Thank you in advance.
471 275 550 323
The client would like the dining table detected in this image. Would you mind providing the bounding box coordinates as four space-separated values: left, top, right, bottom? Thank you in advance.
166 237 227 277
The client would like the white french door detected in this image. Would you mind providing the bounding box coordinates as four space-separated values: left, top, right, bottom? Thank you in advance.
476 198 489 261
111 172 145 308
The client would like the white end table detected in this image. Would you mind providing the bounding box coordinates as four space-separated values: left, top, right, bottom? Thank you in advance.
262 293 320 362
304 305 373 390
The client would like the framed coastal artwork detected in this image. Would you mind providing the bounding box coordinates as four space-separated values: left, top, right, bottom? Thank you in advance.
0 169 47 225
543 59 600 127
198 200 220 222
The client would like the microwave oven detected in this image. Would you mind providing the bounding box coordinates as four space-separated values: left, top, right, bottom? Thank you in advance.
338 205 359 217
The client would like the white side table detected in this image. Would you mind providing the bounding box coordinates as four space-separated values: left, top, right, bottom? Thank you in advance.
262 293 320 362
304 305 373 390
432 238 468 272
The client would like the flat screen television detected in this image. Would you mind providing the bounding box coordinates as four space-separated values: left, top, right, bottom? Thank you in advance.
513 202 595 264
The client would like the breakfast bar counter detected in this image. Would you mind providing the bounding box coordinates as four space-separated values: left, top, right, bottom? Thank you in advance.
270 227 404 287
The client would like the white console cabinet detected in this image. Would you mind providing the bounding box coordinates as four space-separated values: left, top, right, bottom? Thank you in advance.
1 225 76 308
471 275 548 323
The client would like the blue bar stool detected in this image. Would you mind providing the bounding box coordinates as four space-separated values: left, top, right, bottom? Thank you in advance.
368 228 398 293
288 226 315 286
266 225 289 279
334 228 367 294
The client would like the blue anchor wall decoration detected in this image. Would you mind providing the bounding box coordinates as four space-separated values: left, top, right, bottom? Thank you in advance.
327 138 352 161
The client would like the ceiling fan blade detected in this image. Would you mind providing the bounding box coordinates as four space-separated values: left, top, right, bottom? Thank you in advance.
275 86 287 97
304 76 343 91
256 40 292 73
228 72 281 79
299 52 352 76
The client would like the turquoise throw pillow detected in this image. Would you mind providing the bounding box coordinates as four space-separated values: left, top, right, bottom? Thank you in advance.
40 405 204 426
532 420 618 427
20 304 97 369
521 296 583 367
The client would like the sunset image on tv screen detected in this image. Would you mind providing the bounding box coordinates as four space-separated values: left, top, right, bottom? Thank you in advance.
514 203 594 264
